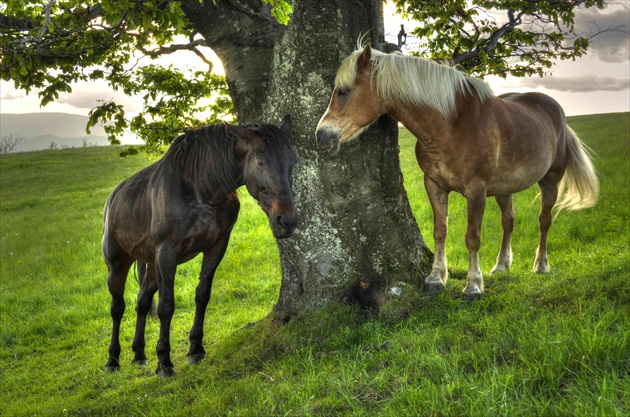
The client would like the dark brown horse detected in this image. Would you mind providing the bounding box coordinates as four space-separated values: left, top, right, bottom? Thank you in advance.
103 116 296 376
316 44 599 299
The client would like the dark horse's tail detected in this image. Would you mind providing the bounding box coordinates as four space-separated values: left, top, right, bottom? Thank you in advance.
136 262 158 318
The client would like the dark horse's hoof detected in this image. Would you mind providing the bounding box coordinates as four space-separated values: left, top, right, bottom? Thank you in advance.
188 354 206 365
133 359 149 366
105 357 120 372
156 365 176 378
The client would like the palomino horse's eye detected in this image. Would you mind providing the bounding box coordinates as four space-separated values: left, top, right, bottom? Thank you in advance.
337 88 350 97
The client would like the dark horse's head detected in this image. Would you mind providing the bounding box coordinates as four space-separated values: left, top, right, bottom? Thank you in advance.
227 115 297 239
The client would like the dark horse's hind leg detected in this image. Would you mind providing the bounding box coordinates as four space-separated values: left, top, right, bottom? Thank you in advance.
104 235 134 371
534 175 561 273
188 234 232 365
132 263 158 365
155 243 178 377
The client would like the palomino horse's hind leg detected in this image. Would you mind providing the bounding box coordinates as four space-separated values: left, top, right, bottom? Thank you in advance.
188 233 232 365
103 235 134 371
462 188 487 299
491 195 515 274
423 177 450 292
132 263 158 366
534 176 560 273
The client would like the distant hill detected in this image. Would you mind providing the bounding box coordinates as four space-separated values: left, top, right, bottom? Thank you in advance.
0 112 141 153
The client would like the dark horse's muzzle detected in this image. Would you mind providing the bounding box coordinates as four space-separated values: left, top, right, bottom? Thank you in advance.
269 202 298 239
315 127 340 155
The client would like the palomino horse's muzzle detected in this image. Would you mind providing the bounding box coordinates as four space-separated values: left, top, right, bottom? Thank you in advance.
315 127 340 155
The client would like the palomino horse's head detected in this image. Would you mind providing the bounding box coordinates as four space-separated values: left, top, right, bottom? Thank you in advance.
227 115 297 238
316 44 383 154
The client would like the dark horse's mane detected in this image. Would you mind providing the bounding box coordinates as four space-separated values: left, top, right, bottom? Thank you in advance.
161 122 288 200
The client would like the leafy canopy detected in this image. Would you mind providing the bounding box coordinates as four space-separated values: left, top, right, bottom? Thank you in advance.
0 0 291 154
0 0 615 152
394 0 607 77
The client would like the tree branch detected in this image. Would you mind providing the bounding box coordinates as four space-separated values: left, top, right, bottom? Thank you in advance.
452 9 522 65
136 38 214 70
37 0 56 40
0 14 37 31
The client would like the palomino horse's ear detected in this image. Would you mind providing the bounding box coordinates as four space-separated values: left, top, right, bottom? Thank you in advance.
225 123 259 143
278 114 292 136
356 43 372 73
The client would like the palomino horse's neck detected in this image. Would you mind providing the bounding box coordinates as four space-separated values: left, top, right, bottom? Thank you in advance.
385 100 453 146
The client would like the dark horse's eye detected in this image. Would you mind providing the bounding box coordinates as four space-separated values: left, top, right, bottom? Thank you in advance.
337 88 350 97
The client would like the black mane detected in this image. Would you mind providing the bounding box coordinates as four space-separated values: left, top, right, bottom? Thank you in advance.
163 124 240 200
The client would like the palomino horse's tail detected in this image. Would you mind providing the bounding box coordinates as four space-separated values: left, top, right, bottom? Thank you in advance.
555 126 599 212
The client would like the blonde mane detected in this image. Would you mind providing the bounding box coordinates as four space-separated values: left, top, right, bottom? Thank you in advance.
334 47 494 118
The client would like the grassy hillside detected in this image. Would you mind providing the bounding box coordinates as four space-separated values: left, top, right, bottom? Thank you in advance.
1 113 628 416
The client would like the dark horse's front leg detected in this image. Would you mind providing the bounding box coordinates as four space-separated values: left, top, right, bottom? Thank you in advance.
155 244 177 377
187 233 232 365
132 263 158 366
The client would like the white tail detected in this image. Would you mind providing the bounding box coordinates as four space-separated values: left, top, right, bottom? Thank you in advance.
555 126 600 212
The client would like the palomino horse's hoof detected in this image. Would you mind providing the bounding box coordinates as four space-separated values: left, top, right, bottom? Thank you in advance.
423 281 445 293
188 354 206 365
462 285 483 301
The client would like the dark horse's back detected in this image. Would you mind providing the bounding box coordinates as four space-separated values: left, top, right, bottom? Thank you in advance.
102 162 159 264
102 125 241 268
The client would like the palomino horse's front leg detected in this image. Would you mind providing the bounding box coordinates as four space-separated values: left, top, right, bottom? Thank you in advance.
187 233 232 365
155 243 177 377
463 188 487 298
534 177 560 273
423 177 450 292
491 195 514 274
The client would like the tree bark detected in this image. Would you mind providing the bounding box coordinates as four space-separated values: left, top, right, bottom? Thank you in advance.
183 0 432 320
180 0 280 121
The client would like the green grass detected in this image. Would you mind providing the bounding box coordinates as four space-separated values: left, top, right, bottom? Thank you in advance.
1 113 628 416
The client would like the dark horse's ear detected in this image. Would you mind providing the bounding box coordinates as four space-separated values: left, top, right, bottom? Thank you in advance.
278 114 292 136
357 43 372 74
225 123 258 143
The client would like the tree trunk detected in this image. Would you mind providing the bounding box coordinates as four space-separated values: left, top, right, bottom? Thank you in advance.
262 0 431 320
184 0 432 320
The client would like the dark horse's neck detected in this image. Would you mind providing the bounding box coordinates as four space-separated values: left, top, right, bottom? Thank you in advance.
163 124 244 202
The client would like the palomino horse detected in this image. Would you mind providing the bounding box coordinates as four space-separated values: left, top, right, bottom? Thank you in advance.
316 44 599 299
103 116 296 376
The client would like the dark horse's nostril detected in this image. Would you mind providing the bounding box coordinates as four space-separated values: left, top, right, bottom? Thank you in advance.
277 215 285 228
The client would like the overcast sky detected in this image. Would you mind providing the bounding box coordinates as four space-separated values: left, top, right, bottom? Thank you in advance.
1 1 628 118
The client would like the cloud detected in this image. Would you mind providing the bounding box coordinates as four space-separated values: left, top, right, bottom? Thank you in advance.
517 74 629 93
1 92 24 100
0 83 26 101
56 87 142 113
575 8 630 63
